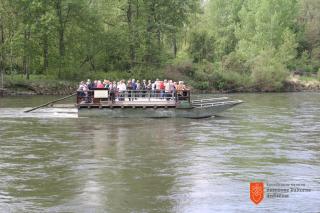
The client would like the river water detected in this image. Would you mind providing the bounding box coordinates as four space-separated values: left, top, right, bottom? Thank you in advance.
0 93 319 212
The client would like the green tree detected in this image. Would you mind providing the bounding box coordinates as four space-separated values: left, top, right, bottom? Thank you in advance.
207 0 244 59
189 30 214 63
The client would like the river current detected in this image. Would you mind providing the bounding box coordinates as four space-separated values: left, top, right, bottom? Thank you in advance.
0 93 319 212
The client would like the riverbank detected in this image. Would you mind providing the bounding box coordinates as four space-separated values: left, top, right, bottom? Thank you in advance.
193 74 320 94
1 74 319 96
283 74 320 92
2 76 77 96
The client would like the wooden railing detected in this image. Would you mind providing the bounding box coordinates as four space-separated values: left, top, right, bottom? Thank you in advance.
76 89 190 104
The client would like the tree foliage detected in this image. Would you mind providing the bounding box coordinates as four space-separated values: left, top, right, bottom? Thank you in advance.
0 0 319 91
187 0 319 90
0 0 199 80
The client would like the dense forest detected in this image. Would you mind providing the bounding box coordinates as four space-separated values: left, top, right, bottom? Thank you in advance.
0 0 320 92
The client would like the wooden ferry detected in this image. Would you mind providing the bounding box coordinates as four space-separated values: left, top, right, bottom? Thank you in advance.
75 89 243 118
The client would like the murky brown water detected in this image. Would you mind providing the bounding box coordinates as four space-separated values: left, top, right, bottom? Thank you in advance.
0 93 319 212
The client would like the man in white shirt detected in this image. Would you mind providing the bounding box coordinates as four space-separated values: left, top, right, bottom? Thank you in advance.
118 80 126 101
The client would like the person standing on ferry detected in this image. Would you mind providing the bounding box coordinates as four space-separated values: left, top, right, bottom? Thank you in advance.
132 79 137 100
97 80 104 88
136 80 141 97
118 80 127 101
141 80 147 97
127 80 133 101
159 80 165 98
155 79 160 97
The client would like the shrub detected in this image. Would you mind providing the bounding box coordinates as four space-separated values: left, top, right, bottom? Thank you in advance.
164 62 194 82
311 47 320 72
193 61 214 81
206 70 252 91
85 71 130 81
192 81 209 90
130 66 164 80
221 52 248 74
251 50 289 91
4 74 77 94
292 51 313 73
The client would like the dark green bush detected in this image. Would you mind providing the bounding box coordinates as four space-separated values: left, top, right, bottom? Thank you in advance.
251 50 289 91
192 81 209 90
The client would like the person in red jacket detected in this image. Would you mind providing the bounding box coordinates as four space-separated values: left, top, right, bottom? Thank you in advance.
159 81 165 98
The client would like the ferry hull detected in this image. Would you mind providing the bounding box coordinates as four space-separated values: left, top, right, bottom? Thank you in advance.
78 101 242 118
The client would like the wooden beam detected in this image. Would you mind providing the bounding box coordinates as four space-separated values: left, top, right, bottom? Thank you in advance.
24 93 76 113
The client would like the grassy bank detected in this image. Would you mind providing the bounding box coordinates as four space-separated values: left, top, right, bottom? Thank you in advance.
3 75 78 95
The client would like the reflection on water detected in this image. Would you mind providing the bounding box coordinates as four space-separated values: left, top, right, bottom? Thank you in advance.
0 93 319 212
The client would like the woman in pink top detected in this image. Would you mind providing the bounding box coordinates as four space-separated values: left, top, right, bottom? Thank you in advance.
97 80 104 88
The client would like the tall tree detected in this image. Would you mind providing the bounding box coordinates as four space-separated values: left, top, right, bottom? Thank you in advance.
207 0 244 59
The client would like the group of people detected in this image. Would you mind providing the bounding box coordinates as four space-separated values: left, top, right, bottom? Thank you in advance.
77 78 188 102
